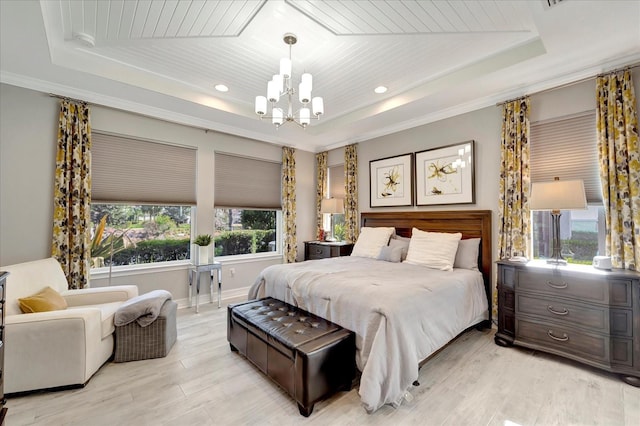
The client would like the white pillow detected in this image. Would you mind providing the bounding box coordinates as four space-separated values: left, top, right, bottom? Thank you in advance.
351 227 395 259
404 228 462 271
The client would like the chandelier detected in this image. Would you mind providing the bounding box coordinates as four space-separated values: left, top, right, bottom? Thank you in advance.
254 33 324 128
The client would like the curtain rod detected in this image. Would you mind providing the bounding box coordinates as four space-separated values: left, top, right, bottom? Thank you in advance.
48 93 89 105
496 62 640 107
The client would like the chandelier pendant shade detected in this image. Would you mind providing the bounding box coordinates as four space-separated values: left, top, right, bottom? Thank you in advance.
255 33 324 128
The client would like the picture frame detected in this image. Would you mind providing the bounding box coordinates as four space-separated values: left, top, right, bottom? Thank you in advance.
415 140 475 206
369 153 413 207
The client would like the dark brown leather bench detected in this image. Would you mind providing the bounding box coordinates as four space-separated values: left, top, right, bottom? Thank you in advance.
227 298 356 416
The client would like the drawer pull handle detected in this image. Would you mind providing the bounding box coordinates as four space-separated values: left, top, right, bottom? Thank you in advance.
547 330 569 342
546 280 568 289
547 305 569 316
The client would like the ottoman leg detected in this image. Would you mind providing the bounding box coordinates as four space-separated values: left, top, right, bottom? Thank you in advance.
298 403 314 417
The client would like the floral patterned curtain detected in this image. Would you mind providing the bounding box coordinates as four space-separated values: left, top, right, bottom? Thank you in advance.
344 144 359 243
596 70 640 270
282 147 297 263
51 100 92 289
498 97 531 260
315 151 328 240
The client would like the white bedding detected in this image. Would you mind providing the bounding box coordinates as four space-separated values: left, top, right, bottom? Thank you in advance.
248 256 488 413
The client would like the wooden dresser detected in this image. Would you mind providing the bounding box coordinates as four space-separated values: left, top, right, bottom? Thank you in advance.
495 260 640 386
304 241 353 261
0 271 7 423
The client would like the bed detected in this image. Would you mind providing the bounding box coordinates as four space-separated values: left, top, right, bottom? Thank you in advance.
248 210 492 413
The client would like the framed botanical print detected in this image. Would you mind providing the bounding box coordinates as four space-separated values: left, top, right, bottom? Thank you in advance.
369 153 413 207
415 141 475 206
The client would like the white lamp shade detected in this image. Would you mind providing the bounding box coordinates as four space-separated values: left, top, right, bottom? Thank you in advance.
312 97 324 116
299 107 310 126
272 108 283 126
255 96 267 115
530 179 587 211
280 58 291 79
301 73 312 91
320 198 344 214
267 80 279 103
299 82 311 103
272 74 283 93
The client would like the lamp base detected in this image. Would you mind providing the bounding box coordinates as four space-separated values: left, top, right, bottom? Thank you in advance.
324 237 337 242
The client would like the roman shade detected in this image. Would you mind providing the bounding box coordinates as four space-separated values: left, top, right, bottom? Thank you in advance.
214 153 281 209
530 111 601 203
329 164 345 199
92 132 197 205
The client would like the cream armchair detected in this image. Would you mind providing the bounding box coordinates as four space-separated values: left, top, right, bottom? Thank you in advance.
3 257 138 394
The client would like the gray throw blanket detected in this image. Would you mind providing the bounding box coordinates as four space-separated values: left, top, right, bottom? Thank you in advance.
114 290 172 327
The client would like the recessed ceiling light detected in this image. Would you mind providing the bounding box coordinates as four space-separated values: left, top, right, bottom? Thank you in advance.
215 84 229 92
374 86 387 94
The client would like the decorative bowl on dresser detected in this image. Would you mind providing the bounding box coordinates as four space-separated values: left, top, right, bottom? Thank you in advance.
495 260 640 386
304 241 353 261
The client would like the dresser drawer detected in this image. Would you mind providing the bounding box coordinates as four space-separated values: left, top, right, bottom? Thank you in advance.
306 244 331 260
517 318 608 363
516 269 633 306
517 318 634 367
517 294 607 332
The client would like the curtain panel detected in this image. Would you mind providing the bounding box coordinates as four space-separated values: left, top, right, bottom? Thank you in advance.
315 151 328 240
498 97 531 260
344 144 359 243
51 100 92 289
596 70 640 270
282 147 297 263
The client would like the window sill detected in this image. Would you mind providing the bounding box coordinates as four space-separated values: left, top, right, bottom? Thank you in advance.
90 253 283 279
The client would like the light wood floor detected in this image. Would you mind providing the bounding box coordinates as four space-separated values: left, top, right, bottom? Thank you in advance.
6 298 640 426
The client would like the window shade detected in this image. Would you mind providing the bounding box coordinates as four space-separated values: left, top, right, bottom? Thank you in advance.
215 153 281 209
329 164 345 199
92 132 196 205
530 111 602 203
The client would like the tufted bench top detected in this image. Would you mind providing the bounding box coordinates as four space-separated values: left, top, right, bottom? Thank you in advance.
230 298 342 358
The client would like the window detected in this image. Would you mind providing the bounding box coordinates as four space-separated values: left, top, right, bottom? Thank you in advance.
324 164 346 240
91 132 197 268
90 204 192 268
530 112 605 264
214 153 282 257
214 209 280 257
531 205 605 264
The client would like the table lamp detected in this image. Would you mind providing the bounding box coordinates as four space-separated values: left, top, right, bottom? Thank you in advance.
530 177 587 265
320 198 344 242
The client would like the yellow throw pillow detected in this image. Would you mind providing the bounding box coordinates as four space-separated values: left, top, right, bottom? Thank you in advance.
18 286 68 313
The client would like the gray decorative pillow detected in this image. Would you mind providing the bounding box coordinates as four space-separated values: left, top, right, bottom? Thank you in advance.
377 245 403 263
454 238 481 270
388 237 410 261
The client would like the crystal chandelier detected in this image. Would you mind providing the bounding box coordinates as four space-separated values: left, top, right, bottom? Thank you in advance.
254 33 324 128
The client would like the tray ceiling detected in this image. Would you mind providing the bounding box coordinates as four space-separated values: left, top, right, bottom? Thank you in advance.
1 0 639 152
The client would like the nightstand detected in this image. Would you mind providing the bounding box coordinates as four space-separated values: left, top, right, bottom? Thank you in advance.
304 241 353 260
495 260 640 386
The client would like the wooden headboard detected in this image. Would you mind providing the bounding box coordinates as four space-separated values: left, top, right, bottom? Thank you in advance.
361 210 492 325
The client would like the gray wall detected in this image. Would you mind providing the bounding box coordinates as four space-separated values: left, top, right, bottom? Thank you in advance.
0 83 315 305
2 68 639 305
340 68 640 291
354 106 503 267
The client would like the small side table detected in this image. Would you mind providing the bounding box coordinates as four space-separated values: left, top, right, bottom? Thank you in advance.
188 262 222 313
